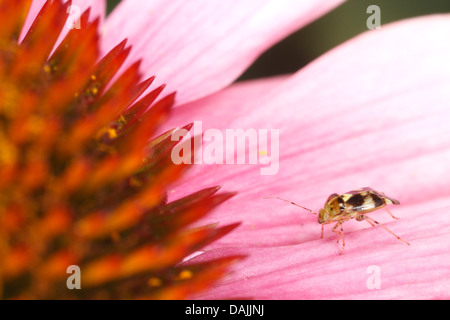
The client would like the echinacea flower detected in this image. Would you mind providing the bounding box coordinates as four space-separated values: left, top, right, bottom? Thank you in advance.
4 0 449 301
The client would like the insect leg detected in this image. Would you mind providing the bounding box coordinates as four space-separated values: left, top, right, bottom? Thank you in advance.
357 214 375 226
264 197 317 215
332 221 346 255
385 208 400 220
363 216 410 246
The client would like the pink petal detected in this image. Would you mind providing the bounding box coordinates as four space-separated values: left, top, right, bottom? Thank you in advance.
162 74 289 132
102 0 345 106
187 207 450 299
20 0 106 43
165 13 450 252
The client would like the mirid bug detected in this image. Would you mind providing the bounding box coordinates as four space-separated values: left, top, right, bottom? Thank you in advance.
266 187 410 254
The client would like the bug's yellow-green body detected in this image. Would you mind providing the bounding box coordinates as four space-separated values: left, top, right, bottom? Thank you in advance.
318 187 400 224
266 187 408 255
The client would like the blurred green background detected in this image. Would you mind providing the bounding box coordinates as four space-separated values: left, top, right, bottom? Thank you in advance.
106 0 450 81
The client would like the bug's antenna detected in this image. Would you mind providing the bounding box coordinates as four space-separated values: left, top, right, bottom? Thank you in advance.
264 197 317 216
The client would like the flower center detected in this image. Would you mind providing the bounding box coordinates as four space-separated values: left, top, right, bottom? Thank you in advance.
0 0 240 299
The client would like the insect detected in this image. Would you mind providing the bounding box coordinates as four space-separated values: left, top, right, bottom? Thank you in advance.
266 188 410 254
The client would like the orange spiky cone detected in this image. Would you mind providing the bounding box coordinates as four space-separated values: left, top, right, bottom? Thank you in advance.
0 0 242 299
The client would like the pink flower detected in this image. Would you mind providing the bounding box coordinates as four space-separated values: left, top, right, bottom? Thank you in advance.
24 1 450 299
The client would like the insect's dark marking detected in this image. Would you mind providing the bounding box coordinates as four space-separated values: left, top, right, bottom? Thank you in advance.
345 194 365 207
336 196 345 212
370 194 385 208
